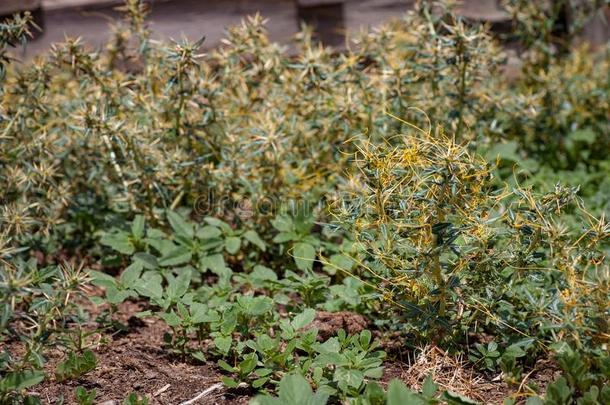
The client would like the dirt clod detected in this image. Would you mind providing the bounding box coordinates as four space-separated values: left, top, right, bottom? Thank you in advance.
311 311 368 340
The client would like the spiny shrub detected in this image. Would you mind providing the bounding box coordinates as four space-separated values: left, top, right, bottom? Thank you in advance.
0 1 504 253
334 123 609 349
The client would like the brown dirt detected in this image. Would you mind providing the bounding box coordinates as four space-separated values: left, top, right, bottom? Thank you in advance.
23 298 250 405
310 310 368 340
9 288 555 404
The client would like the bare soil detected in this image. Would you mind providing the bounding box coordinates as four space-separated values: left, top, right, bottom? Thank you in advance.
7 289 556 404
26 299 250 404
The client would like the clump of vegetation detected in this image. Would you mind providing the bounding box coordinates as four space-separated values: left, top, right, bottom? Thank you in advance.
0 0 608 403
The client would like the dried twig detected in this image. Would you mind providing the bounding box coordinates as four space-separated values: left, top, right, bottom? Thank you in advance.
178 383 223 405
152 383 171 397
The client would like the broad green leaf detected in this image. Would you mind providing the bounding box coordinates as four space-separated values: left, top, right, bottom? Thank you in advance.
443 391 480 404
421 374 438 397
225 236 241 254
196 225 222 239
293 242 315 271
218 360 235 373
221 376 239 388
100 233 134 255
324 254 354 275
134 272 163 299
159 311 181 327
278 374 313 403
200 253 226 273
247 296 274 316
273 232 297 243
133 252 158 269
243 230 266 251
167 270 190 300
363 366 384 378
89 270 117 289
131 215 145 239
315 337 340 354
167 211 194 239
271 215 293 232
291 308 316 330
239 355 257 375
159 246 192 267
189 303 208 324
251 265 277 282
120 262 143 286
0 370 45 391
334 367 364 389
105 286 133 305
387 379 422 405
204 217 232 233
214 336 232 355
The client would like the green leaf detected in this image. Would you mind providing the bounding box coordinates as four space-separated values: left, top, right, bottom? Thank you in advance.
484 141 519 163
159 311 181 327
133 252 158 269
503 344 526 359
218 360 236 373
196 225 222 239
200 253 226 273
225 236 241 254
89 270 117 289
251 265 277 282
0 370 45 391
421 374 438 397
293 242 315 271
243 230 266 251
221 376 239 388
363 366 384 378
271 215 293 232
131 215 145 239
214 336 232 355
120 262 143 286
569 128 596 144
291 308 316 330
325 254 354 275
277 374 313 403
189 303 208 324
387 379 422 405
55 350 97 383
334 368 364 389
359 329 372 348
167 211 194 239
159 246 192 267
273 232 297 243
246 296 274 316
239 355 257 375
105 286 133 305
134 272 163 299
253 377 269 388
100 233 134 255
167 270 190 300
443 391 480 404
315 337 340 354
204 217 232 233
545 377 572 405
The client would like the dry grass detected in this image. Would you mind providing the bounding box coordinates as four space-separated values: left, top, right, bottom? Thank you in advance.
383 345 510 404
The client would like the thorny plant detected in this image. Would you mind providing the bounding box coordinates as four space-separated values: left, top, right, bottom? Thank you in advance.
0 0 609 403
0 259 92 403
334 122 609 394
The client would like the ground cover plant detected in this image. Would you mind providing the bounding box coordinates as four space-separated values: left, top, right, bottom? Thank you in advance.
1 0 609 403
